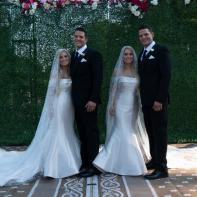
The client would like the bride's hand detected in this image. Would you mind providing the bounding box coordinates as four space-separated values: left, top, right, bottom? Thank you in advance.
109 106 115 116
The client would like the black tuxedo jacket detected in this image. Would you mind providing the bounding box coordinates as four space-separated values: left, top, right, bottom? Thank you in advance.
70 47 103 107
138 44 171 107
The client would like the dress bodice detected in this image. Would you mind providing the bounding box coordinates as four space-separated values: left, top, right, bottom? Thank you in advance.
115 76 139 109
59 78 72 92
0 77 81 186
93 77 146 176
117 76 138 93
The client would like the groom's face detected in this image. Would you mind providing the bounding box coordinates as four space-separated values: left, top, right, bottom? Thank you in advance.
74 30 87 49
139 28 154 47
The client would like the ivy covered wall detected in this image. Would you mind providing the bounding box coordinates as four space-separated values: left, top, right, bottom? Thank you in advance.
0 0 196 145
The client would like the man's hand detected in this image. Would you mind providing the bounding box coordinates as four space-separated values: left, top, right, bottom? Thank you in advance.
85 101 97 112
152 101 163 112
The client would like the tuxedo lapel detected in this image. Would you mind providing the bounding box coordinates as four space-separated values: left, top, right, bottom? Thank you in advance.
138 44 158 73
140 44 157 63
77 48 88 65
70 52 78 75
71 48 89 76
145 44 157 60
139 49 144 62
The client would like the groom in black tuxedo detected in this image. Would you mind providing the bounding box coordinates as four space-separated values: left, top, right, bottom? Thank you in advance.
138 25 171 179
70 27 103 177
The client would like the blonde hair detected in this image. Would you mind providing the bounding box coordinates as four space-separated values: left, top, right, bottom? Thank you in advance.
56 49 71 95
123 46 137 70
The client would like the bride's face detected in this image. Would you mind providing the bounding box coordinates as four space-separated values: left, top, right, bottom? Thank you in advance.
59 51 70 67
123 48 133 65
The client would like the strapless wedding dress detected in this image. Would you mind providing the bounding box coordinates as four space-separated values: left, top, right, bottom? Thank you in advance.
0 79 81 186
94 76 147 175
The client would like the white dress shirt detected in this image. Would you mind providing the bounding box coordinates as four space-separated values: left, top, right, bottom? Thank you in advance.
141 41 156 61
144 41 156 54
76 44 87 56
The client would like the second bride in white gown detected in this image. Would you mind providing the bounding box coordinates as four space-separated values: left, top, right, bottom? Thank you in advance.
0 49 81 186
93 46 150 176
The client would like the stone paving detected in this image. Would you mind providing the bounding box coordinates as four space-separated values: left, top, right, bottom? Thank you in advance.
0 169 197 197
0 146 196 197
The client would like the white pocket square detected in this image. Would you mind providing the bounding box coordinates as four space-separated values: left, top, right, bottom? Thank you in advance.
81 58 87 62
149 55 155 59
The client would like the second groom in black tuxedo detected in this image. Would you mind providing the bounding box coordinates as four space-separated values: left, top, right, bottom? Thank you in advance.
138 25 171 180
70 27 103 177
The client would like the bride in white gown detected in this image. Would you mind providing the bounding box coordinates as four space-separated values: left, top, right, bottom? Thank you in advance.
0 49 81 186
93 46 150 176
93 46 197 175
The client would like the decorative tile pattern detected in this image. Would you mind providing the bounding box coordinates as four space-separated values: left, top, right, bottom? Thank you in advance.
100 173 124 197
0 145 197 197
62 177 84 197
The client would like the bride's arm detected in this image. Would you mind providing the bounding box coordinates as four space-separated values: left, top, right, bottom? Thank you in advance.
108 69 119 116
109 81 118 116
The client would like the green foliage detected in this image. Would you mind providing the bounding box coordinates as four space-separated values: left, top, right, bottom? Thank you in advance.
0 1 196 145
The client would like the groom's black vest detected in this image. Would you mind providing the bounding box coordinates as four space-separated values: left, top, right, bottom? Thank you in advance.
70 47 103 107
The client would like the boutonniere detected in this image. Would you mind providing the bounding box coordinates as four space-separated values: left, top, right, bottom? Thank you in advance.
78 52 85 57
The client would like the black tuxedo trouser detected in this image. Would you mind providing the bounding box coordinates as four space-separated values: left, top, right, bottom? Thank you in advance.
142 105 168 171
75 107 100 168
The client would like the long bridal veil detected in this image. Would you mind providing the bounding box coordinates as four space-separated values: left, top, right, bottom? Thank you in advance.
105 46 151 162
0 49 70 186
105 46 197 169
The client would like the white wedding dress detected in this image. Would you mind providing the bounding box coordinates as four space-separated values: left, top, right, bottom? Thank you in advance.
93 76 147 176
93 75 197 175
0 79 81 186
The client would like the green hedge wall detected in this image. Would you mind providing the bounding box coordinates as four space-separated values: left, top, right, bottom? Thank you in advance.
0 1 196 145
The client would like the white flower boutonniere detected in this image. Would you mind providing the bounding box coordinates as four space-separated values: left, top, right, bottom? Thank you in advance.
78 52 85 57
150 48 154 52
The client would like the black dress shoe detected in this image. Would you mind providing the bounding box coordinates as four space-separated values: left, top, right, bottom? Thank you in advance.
79 167 87 174
146 161 155 170
79 168 100 178
45 176 55 180
144 170 168 180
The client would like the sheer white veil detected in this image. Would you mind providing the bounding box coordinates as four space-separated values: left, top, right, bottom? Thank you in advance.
24 48 71 151
0 49 71 185
106 46 138 113
105 46 150 161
